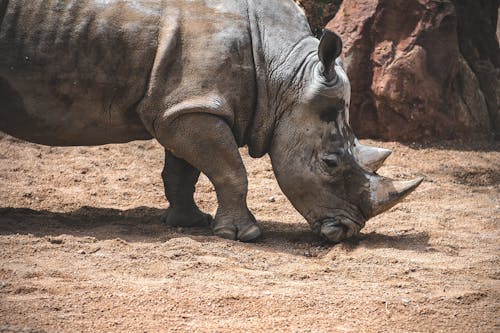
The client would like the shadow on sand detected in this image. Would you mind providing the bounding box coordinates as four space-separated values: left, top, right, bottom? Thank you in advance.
0 206 432 256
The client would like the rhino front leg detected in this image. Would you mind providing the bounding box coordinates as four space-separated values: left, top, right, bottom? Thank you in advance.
161 150 211 227
156 113 261 242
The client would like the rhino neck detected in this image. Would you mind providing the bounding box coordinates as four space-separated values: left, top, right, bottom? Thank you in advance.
245 0 317 158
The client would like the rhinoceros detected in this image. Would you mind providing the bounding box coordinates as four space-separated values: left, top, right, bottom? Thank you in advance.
0 0 422 242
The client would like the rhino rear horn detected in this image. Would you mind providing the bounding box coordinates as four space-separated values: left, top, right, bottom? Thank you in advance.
353 140 392 172
365 175 423 218
318 29 342 82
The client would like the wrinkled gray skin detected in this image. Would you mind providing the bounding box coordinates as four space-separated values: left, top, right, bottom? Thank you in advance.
0 0 422 242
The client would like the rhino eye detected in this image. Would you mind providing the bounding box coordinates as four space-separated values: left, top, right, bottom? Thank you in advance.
322 150 344 168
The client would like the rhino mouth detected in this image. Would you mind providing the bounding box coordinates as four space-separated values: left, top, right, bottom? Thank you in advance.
315 216 364 243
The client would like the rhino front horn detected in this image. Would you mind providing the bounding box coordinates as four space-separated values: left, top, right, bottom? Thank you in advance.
365 176 423 217
353 141 392 172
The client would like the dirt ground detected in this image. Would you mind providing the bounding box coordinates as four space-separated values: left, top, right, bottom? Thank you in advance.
0 134 498 332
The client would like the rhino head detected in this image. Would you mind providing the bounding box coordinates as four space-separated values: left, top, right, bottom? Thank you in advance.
269 30 422 242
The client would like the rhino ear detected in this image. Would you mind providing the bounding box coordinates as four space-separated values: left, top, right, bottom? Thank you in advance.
318 30 343 82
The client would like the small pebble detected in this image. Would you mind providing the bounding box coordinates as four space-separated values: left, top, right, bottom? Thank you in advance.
402 298 411 306
77 250 86 255
88 247 101 254
48 238 63 245
268 196 276 203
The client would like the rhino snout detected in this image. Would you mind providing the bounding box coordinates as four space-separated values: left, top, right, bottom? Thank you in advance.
316 217 363 243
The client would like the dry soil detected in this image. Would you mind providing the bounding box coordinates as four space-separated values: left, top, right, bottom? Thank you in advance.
0 134 499 332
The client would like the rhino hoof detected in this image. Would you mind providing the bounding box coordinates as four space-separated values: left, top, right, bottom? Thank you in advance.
213 225 237 240
238 224 262 242
212 221 261 242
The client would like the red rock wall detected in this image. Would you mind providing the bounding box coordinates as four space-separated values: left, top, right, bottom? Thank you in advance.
295 0 342 36
297 0 499 141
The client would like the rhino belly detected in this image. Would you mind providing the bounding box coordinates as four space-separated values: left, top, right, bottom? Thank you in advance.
0 74 153 146
0 0 165 146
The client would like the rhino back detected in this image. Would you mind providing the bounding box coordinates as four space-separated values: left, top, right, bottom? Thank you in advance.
0 0 163 145
0 0 312 149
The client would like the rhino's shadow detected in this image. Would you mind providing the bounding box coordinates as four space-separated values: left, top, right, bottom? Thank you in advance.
0 206 431 255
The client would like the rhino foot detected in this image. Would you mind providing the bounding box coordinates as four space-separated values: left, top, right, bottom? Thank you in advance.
211 215 262 242
316 217 363 243
162 207 212 228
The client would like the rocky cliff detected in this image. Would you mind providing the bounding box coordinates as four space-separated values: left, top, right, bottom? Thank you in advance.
297 0 500 141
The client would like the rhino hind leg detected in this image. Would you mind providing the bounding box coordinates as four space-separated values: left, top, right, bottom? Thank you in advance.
155 112 261 242
161 150 211 227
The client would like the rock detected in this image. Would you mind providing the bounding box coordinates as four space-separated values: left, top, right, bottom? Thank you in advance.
321 0 499 141
498 6 500 42
454 55 490 134
47 237 64 245
295 0 342 36
454 0 500 139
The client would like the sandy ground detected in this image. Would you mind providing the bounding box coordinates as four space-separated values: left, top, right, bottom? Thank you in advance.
0 134 498 332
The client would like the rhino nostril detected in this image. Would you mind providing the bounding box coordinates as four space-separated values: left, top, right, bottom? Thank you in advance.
322 149 344 168
322 154 339 167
